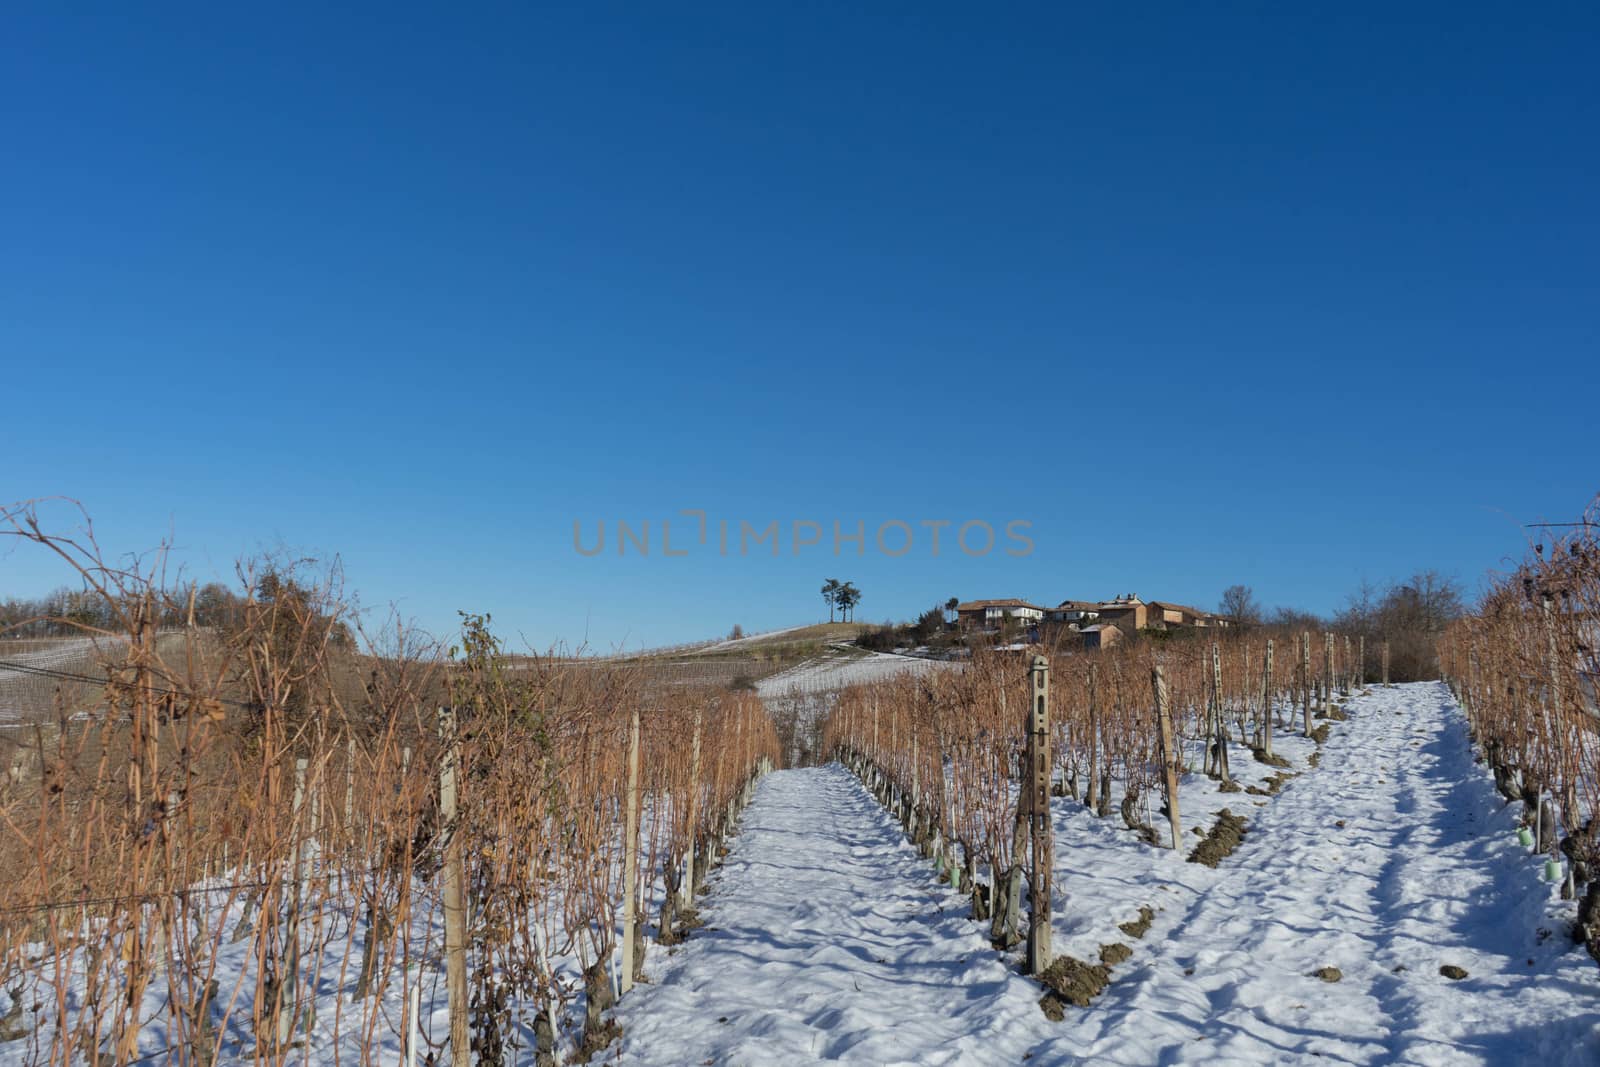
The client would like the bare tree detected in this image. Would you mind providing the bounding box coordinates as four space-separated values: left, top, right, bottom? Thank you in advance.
1219 584 1261 625
1377 571 1465 680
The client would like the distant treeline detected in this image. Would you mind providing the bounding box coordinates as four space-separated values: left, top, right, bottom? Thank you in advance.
2 572 354 647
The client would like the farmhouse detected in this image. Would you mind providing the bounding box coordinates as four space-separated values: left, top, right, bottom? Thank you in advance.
958 591 1234 640
1096 593 1148 634
1045 599 1101 625
1145 600 1232 629
955 598 1045 630
1079 623 1123 650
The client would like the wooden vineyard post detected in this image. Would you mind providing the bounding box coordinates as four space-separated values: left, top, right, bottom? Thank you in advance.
1026 655 1053 976
1152 667 1182 850
682 709 702 908
911 733 921 829
891 702 898 767
1324 633 1335 711
277 757 308 1050
1211 642 1230 784
1382 641 1391 686
1085 664 1100 812
304 770 320 1041
1542 597 1564 726
1261 639 1274 759
1359 635 1366 689
1343 635 1353 696
404 976 422 1067
345 734 356 833
437 708 469 1067
1301 632 1313 737
621 703 643 994
1201 646 1216 778
872 697 880 775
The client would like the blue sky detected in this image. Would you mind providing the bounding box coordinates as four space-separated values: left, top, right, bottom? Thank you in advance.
5 4 1597 650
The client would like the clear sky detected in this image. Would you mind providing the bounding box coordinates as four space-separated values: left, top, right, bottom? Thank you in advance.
5 4 1597 650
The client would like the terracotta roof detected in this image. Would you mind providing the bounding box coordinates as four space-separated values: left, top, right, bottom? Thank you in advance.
1054 599 1100 610
1149 601 1231 621
955 598 1045 612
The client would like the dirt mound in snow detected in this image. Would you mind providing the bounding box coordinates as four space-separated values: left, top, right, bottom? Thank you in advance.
1118 906 1155 939
1099 942 1132 965
1246 770 1297 797
1188 809 1248 868
1038 954 1111 1012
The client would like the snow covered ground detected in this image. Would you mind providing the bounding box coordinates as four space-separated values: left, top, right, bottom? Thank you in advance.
754 649 949 699
0 803 688 1067
612 683 1600 1065
609 764 1042 1066
2 682 1592 1064
695 623 821 653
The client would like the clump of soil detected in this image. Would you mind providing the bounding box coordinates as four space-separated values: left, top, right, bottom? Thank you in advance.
1311 723 1332 745
1246 771 1297 797
1219 780 1242 794
1439 965 1469 980
1326 705 1348 721
1188 809 1247 868
1311 966 1342 982
1118 906 1155 940
1252 747 1291 768
1038 955 1111 1009
1099 942 1132 965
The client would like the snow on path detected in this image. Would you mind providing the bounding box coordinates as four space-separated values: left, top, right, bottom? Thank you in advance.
612 684 1598 1066
1081 682 1600 1065
610 765 1050 1065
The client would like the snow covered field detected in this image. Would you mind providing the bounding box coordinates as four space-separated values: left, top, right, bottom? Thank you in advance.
611 684 1599 1065
754 649 949 699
